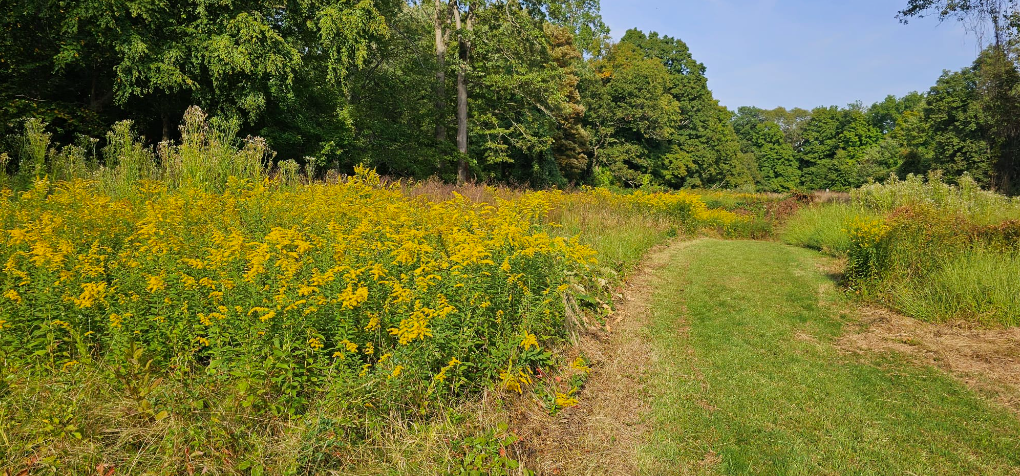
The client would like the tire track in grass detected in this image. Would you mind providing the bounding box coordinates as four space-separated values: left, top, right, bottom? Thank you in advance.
641 239 1020 475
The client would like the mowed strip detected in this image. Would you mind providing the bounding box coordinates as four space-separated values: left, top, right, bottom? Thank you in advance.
640 239 1020 475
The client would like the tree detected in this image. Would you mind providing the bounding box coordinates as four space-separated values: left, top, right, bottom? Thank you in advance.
867 92 925 134
922 65 995 184
0 0 390 165
798 107 841 189
974 46 1020 192
584 41 681 186
732 108 798 191
429 0 605 183
609 29 745 188
901 0 1020 193
469 6 589 186
899 0 1018 47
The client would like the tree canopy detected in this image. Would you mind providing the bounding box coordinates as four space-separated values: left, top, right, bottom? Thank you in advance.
2 0 1019 194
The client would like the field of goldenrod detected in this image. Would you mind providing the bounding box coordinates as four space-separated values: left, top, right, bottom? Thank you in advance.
0 168 601 410
0 147 745 472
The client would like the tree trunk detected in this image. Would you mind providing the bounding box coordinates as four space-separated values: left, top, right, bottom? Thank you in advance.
162 111 171 142
455 5 472 183
434 0 449 143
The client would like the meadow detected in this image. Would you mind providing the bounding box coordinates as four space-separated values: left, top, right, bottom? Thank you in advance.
0 112 748 474
3 112 1020 474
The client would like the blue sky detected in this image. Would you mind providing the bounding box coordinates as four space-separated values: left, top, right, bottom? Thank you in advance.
600 0 986 110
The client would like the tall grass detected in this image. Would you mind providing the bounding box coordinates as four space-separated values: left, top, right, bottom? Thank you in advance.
0 107 270 198
894 249 1020 326
780 203 879 256
854 172 1020 224
784 173 1020 327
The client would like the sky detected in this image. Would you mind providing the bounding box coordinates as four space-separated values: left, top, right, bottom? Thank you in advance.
600 0 987 110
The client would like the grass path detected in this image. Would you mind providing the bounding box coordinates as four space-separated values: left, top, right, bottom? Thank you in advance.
625 239 1020 474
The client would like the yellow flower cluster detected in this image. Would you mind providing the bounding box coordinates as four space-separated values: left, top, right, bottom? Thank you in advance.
0 168 602 401
555 391 579 408
499 360 534 394
542 187 747 232
848 217 891 247
0 165 747 410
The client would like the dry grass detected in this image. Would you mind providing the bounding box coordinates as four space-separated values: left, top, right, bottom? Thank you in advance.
840 306 1020 415
810 190 851 204
504 239 700 475
399 177 523 204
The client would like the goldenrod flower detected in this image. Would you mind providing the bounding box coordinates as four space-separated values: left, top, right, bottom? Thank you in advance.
555 392 579 408
146 275 166 293
308 337 323 350
3 289 21 303
520 333 539 351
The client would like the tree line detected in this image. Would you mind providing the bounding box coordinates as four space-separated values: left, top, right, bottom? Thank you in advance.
1 0 1017 193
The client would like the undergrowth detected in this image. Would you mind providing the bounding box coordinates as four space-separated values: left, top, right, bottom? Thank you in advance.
783 173 1020 327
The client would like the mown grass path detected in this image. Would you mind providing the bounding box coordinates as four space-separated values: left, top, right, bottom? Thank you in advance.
637 239 1020 475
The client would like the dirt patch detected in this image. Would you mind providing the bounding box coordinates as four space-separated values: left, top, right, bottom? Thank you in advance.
507 239 699 475
840 306 1020 414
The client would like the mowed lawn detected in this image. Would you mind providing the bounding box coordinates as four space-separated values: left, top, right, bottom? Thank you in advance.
639 239 1020 475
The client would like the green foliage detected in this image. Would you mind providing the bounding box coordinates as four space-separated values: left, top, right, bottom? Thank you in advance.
4 0 1020 193
3 107 270 196
730 45 1020 196
895 247 1020 325
786 174 1020 327
583 30 747 189
922 65 995 185
853 172 1020 223
453 423 532 475
733 108 799 191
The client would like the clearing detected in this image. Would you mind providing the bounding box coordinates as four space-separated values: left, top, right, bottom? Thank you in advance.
523 239 1020 475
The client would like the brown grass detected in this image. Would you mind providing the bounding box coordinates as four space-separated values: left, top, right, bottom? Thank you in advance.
505 239 699 475
840 306 1020 415
810 190 851 204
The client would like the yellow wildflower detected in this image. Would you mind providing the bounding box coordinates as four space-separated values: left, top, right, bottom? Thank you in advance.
555 392 579 408
520 333 539 351
339 284 369 309
308 337 323 350
73 282 107 308
146 275 166 293
364 315 380 332
3 289 21 303
341 339 358 353
570 356 591 373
